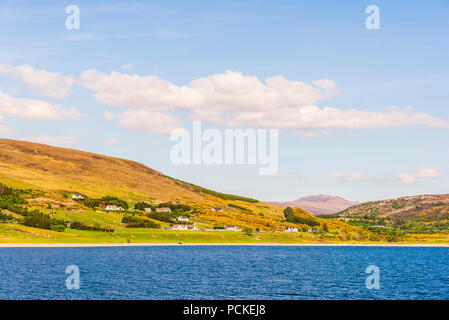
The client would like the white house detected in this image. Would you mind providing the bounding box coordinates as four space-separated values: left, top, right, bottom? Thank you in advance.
225 225 239 231
144 207 152 213
105 205 124 211
172 224 188 231
155 207 171 213
187 225 198 231
178 216 189 222
285 226 299 232
72 193 84 200
308 228 319 233
211 207 224 212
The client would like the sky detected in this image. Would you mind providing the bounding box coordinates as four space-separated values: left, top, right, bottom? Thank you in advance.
0 0 449 202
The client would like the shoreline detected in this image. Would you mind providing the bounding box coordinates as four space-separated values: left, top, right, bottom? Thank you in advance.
1 242 449 248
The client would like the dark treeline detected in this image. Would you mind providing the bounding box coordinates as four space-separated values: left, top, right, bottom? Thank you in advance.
70 221 114 232
73 195 129 210
283 207 320 227
122 215 160 228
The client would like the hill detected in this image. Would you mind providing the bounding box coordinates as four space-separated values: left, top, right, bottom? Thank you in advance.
269 194 359 215
328 194 449 236
0 138 369 243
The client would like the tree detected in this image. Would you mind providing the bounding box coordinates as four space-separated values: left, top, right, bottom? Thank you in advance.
321 223 329 233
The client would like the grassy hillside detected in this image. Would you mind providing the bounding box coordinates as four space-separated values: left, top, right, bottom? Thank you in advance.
325 194 449 237
1 138 446 244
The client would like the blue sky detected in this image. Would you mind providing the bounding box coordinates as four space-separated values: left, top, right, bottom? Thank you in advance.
0 0 449 202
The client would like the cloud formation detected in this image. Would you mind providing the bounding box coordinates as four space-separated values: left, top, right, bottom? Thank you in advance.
0 63 75 99
395 167 443 184
0 89 80 120
79 69 449 134
330 171 366 182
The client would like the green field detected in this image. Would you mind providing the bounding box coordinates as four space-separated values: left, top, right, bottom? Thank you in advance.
2 222 449 245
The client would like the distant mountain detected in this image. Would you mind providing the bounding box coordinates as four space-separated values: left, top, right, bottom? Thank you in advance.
269 194 359 215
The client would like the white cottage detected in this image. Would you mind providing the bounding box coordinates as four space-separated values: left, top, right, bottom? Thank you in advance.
105 205 124 211
172 224 188 231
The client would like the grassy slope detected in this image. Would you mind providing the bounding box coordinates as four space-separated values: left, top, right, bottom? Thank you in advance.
333 194 449 222
3 138 446 244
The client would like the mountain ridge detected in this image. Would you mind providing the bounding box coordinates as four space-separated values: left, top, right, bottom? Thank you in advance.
268 194 359 215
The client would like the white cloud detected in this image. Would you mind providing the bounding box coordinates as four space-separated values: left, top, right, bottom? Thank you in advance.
0 63 75 99
330 171 365 182
25 136 79 147
80 69 449 134
104 138 120 145
395 167 443 184
0 89 80 120
103 111 115 120
121 64 134 70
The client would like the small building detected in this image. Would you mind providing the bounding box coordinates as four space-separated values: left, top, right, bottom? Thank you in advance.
105 205 124 211
178 216 189 222
72 193 84 200
308 228 318 233
211 207 224 212
285 227 299 232
225 225 239 232
213 226 225 230
155 207 171 213
144 207 152 213
172 224 188 231
187 225 198 231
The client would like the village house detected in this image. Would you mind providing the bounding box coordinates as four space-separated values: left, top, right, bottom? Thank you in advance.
144 207 152 213
211 207 224 212
224 225 239 232
308 228 319 233
178 216 189 222
155 207 171 213
105 205 124 211
71 193 84 200
285 226 299 232
187 225 198 231
172 224 188 231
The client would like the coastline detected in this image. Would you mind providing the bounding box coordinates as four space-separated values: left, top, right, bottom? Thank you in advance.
1 242 449 248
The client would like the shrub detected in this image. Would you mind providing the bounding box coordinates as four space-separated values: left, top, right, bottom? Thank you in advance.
101 196 128 210
70 221 114 232
23 211 66 232
122 215 159 228
283 207 320 226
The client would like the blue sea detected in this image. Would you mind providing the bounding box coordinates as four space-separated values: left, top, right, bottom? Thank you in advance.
0 246 448 300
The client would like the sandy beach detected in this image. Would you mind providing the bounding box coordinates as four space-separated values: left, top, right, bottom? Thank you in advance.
1 242 449 248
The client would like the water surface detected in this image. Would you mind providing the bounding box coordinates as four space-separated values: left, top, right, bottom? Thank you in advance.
0 246 447 299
